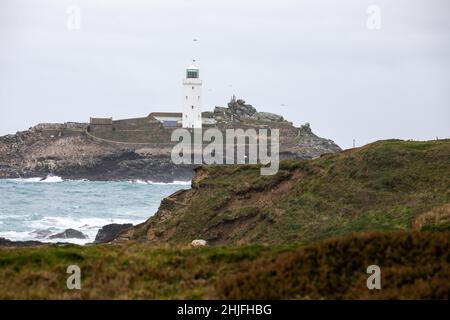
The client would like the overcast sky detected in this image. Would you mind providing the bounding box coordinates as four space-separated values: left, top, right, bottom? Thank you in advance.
0 0 449 149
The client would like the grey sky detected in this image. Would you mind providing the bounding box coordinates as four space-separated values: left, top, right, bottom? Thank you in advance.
0 0 449 149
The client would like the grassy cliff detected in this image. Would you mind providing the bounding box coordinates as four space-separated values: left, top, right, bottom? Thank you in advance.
117 139 450 244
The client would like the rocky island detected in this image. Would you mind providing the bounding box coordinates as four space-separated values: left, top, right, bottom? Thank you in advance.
0 98 341 182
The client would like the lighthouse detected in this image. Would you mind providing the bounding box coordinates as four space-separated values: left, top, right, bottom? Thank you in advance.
182 64 202 128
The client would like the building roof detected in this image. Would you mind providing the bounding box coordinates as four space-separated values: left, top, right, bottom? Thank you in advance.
187 65 199 70
149 112 182 118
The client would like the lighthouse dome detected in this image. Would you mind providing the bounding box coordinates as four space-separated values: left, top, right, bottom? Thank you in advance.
186 65 199 79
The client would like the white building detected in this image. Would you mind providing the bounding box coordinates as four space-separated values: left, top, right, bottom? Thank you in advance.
149 112 182 127
148 64 215 128
182 64 202 128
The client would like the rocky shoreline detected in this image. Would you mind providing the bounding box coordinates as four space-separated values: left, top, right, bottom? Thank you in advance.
0 223 134 247
0 125 336 182
0 132 196 182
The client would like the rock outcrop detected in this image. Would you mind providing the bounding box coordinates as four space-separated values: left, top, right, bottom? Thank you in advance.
49 229 88 240
228 98 257 118
251 112 285 122
94 223 133 244
296 123 342 158
213 98 287 123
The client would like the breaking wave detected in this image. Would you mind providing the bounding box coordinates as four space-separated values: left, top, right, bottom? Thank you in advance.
128 179 191 185
7 176 191 185
7 175 63 183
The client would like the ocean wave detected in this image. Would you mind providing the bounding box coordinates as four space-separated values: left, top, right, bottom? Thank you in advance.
7 175 63 183
41 175 63 183
6 177 191 185
0 230 34 241
164 180 191 185
129 179 191 185
131 179 149 184
0 178 187 245
7 177 42 183
30 216 136 232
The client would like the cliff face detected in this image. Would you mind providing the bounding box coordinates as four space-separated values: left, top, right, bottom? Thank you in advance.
0 98 341 181
0 126 195 181
114 139 450 244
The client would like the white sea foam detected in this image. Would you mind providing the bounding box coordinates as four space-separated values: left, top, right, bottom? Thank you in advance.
133 179 149 184
0 230 33 242
8 176 191 185
7 175 63 183
41 175 63 183
148 180 191 185
7 177 42 183
128 179 191 185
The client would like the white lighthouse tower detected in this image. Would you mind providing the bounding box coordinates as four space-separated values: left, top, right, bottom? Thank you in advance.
182 63 202 128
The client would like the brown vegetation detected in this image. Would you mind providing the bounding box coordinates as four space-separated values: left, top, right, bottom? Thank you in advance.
217 231 450 299
0 231 448 299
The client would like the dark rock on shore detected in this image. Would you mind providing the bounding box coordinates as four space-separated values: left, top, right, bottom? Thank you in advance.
0 237 43 247
49 228 88 240
94 223 133 244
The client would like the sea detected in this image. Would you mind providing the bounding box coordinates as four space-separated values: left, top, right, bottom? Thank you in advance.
0 176 191 245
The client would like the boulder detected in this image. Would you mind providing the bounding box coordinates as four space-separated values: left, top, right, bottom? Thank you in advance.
228 98 257 119
190 239 207 246
299 122 312 134
213 99 257 122
49 228 88 240
251 112 285 122
94 223 133 244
